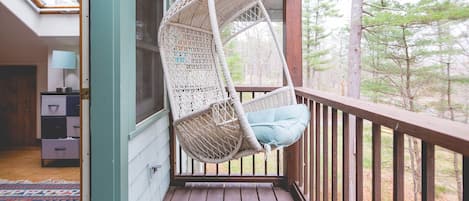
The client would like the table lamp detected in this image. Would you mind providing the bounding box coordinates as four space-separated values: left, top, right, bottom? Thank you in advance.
51 50 77 92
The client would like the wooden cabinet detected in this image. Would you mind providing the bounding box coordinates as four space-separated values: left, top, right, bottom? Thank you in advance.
40 91 80 166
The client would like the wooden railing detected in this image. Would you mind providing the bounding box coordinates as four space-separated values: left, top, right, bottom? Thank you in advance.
170 86 469 201
294 87 469 201
170 86 286 186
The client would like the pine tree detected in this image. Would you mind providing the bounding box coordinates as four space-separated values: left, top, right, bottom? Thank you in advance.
302 0 340 89
363 1 469 200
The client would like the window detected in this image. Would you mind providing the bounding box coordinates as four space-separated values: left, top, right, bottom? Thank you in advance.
136 0 165 123
39 0 79 7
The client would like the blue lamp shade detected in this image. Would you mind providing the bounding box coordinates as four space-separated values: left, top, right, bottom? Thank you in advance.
51 50 77 69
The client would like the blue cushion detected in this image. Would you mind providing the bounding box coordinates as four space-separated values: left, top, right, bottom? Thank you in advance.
246 104 310 148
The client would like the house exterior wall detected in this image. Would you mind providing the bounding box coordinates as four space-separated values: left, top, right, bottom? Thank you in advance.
128 115 170 201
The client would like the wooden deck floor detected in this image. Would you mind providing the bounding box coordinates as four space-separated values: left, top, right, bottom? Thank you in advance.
164 183 294 201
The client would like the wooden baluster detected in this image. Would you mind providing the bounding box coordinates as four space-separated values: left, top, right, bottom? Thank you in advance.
179 146 182 175
331 109 338 201
228 160 231 175
356 117 363 201
239 92 244 176
393 131 404 201
191 159 194 175
343 112 350 201
422 141 435 201
372 123 381 201
323 105 329 201
252 92 256 175
300 121 305 187
252 154 256 175
204 163 207 176
303 98 309 194
277 149 280 176
316 102 321 201
310 100 315 200
463 156 468 201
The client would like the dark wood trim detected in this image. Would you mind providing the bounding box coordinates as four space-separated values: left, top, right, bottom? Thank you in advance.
323 105 329 201
422 142 435 201
295 87 469 156
284 0 302 86
343 113 350 201
356 117 363 201
303 98 309 195
331 108 338 201
171 176 287 187
169 114 176 184
309 100 315 199
315 102 320 201
393 131 404 201
285 96 300 185
464 156 469 201
372 123 381 201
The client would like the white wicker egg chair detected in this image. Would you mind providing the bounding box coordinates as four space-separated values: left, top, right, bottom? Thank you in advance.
158 0 297 163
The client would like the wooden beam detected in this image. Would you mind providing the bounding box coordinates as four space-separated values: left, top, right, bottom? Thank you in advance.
284 0 302 86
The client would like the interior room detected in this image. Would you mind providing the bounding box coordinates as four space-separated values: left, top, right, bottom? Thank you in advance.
0 0 81 197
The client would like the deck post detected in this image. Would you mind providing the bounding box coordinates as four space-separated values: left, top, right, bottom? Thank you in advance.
464 156 469 201
284 0 302 188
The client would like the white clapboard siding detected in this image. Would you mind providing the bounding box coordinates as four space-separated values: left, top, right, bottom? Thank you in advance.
129 115 171 201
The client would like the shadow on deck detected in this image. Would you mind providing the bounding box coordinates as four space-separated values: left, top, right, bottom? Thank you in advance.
164 183 294 201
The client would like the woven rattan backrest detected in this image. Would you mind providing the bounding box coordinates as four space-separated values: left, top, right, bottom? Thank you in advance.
160 25 227 119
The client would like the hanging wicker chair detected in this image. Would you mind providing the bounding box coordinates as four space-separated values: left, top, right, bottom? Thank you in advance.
159 0 298 163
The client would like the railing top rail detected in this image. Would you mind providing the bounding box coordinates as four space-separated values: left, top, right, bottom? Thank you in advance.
295 87 469 156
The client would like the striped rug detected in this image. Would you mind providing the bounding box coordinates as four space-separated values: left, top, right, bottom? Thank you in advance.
0 183 79 201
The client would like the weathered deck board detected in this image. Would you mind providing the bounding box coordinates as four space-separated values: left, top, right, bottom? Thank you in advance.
257 183 277 201
165 183 294 201
223 183 241 201
240 183 259 201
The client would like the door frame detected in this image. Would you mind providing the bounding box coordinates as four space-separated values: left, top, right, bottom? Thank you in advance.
88 0 135 200
80 0 90 200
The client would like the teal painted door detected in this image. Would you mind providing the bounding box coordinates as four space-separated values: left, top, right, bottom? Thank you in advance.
90 0 135 200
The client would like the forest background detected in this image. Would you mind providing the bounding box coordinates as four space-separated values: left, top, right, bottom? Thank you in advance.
223 0 469 200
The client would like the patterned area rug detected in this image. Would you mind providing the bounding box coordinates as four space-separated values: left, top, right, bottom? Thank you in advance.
0 183 80 201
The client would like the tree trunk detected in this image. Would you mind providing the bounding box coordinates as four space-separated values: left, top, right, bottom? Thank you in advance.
346 1 363 201
402 26 421 201
446 62 463 201
347 0 363 99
